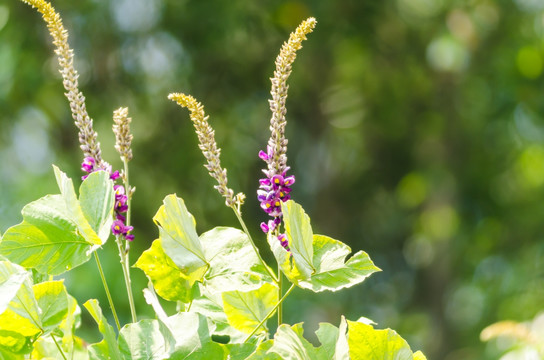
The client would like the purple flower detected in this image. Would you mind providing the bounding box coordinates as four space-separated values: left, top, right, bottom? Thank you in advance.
110 170 120 181
257 147 296 244
81 157 95 173
112 220 128 235
278 233 290 250
125 233 135 241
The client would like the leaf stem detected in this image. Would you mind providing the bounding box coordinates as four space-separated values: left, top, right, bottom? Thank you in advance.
232 208 278 284
243 283 295 343
93 252 121 331
51 333 68 360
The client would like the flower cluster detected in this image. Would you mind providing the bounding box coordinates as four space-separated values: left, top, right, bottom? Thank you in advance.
258 147 295 250
81 156 133 241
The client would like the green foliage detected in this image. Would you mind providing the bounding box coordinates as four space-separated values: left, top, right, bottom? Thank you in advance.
0 168 114 275
270 200 381 292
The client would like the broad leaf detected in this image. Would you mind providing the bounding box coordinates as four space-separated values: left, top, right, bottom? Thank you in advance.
268 323 325 360
222 283 278 334
281 201 315 279
346 320 418 360
246 340 281 360
78 170 115 244
135 239 194 303
0 261 29 314
189 285 247 342
164 312 224 359
201 227 273 293
33 281 68 333
298 235 380 292
118 319 174 360
273 200 380 292
0 262 41 339
0 195 92 275
153 195 208 284
84 299 122 360
54 166 105 246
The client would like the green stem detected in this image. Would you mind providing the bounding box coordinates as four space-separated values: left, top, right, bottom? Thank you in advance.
278 268 283 327
232 208 278 284
119 158 137 324
244 283 295 343
94 252 121 331
51 333 67 360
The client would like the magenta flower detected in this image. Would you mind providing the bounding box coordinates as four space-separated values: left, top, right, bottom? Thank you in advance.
81 157 95 173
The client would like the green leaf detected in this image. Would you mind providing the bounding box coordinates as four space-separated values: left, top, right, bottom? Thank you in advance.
0 346 24 360
0 260 29 315
222 283 278 334
164 312 224 359
298 235 380 292
54 165 105 246
268 323 325 360
346 320 414 360
0 195 92 275
84 299 122 360
32 280 68 333
78 170 115 244
272 201 380 292
0 262 41 339
135 239 195 303
118 319 174 360
189 285 247 342
281 201 315 279
201 227 273 293
413 351 427 360
221 343 258 360
153 195 208 284
246 340 281 360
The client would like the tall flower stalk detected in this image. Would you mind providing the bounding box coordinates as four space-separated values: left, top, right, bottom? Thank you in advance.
112 107 137 324
21 0 138 326
257 17 317 325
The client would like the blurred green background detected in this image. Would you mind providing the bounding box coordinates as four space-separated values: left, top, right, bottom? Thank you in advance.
1 0 544 358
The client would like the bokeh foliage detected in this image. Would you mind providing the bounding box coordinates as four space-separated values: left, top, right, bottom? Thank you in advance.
1 0 544 358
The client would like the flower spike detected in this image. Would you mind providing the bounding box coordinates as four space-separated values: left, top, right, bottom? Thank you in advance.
258 18 316 250
168 92 242 207
113 107 134 162
20 0 105 167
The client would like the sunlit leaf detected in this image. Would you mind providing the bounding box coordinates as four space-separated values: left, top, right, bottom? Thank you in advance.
268 323 324 360
153 195 208 284
54 166 106 246
246 340 281 360
165 312 225 359
0 260 29 315
222 282 278 334
32 280 68 333
201 227 273 293
298 235 380 292
78 170 115 244
281 201 315 279
135 239 194 303
189 285 247 342
118 319 174 360
83 299 121 360
272 201 380 292
346 320 415 360
0 261 41 339
0 195 92 275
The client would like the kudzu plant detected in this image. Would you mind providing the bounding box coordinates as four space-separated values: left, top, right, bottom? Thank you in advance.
0 1 427 359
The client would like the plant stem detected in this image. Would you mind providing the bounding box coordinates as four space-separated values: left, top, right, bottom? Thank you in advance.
94 252 121 331
243 283 295 343
118 158 137 324
51 333 68 360
278 268 283 327
232 208 278 284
